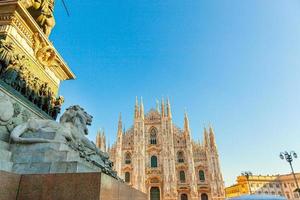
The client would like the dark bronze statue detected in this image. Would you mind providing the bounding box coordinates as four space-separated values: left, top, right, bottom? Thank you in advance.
0 39 15 75
0 40 64 119
23 0 56 36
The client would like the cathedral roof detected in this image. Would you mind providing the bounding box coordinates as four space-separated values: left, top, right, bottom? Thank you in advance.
145 109 161 121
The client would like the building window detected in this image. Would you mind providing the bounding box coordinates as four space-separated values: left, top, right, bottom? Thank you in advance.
199 170 205 181
201 193 208 200
150 128 157 145
181 194 188 200
179 171 186 183
177 151 185 163
125 172 130 183
276 184 280 188
125 152 131 164
151 155 158 168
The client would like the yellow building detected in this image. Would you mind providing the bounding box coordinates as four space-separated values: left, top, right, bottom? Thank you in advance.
225 173 300 200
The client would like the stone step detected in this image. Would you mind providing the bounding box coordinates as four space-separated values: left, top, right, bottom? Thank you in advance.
0 140 9 150
0 160 13 172
13 161 101 174
0 149 12 161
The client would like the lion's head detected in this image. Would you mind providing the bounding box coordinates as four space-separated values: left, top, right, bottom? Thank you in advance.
59 105 93 135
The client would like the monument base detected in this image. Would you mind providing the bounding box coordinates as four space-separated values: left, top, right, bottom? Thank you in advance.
0 170 147 200
0 83 52 172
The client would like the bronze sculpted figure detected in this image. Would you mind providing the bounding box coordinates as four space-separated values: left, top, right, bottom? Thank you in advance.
2 55 26 87
22 0 56 36
0 40 15 75
0 37 64 119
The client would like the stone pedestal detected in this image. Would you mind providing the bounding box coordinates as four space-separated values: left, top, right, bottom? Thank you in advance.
0 171 147 200
10 142 102 174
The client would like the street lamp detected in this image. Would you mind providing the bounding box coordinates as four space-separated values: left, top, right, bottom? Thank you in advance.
242 171 253 195
280 151 300 195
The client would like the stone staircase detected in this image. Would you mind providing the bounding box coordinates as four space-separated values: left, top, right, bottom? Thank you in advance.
0 140 13 172
10 143 101 174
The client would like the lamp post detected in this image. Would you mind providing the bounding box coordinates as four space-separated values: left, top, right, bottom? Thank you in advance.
280 151 300 195
242 171 253 195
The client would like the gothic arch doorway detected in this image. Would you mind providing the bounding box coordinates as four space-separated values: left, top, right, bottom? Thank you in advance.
201 193 208 200
150 187 160 200
181 194 188 200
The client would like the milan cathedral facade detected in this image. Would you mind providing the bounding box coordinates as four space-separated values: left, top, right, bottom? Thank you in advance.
96 99 225 200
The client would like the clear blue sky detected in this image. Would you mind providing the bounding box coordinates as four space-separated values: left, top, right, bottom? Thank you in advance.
50 0 300 186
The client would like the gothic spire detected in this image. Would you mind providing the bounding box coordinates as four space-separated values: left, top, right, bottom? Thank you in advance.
156 99 160 112
184 111 190 133
135 96 139 119
161 98 165 117
118 113 123 136
209 125 216 149
204 127 209 148
140 97 144 119
96 129 101 148
167 98 172 119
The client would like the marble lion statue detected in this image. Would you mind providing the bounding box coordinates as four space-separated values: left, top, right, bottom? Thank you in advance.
10 105 109 159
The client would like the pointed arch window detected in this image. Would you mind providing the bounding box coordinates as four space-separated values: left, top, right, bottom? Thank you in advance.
125 172 130 183
151 155 158 168
199 170 205 181
125 152 131 164
177 151 185 163
179 171 186 183
150 128 157 145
